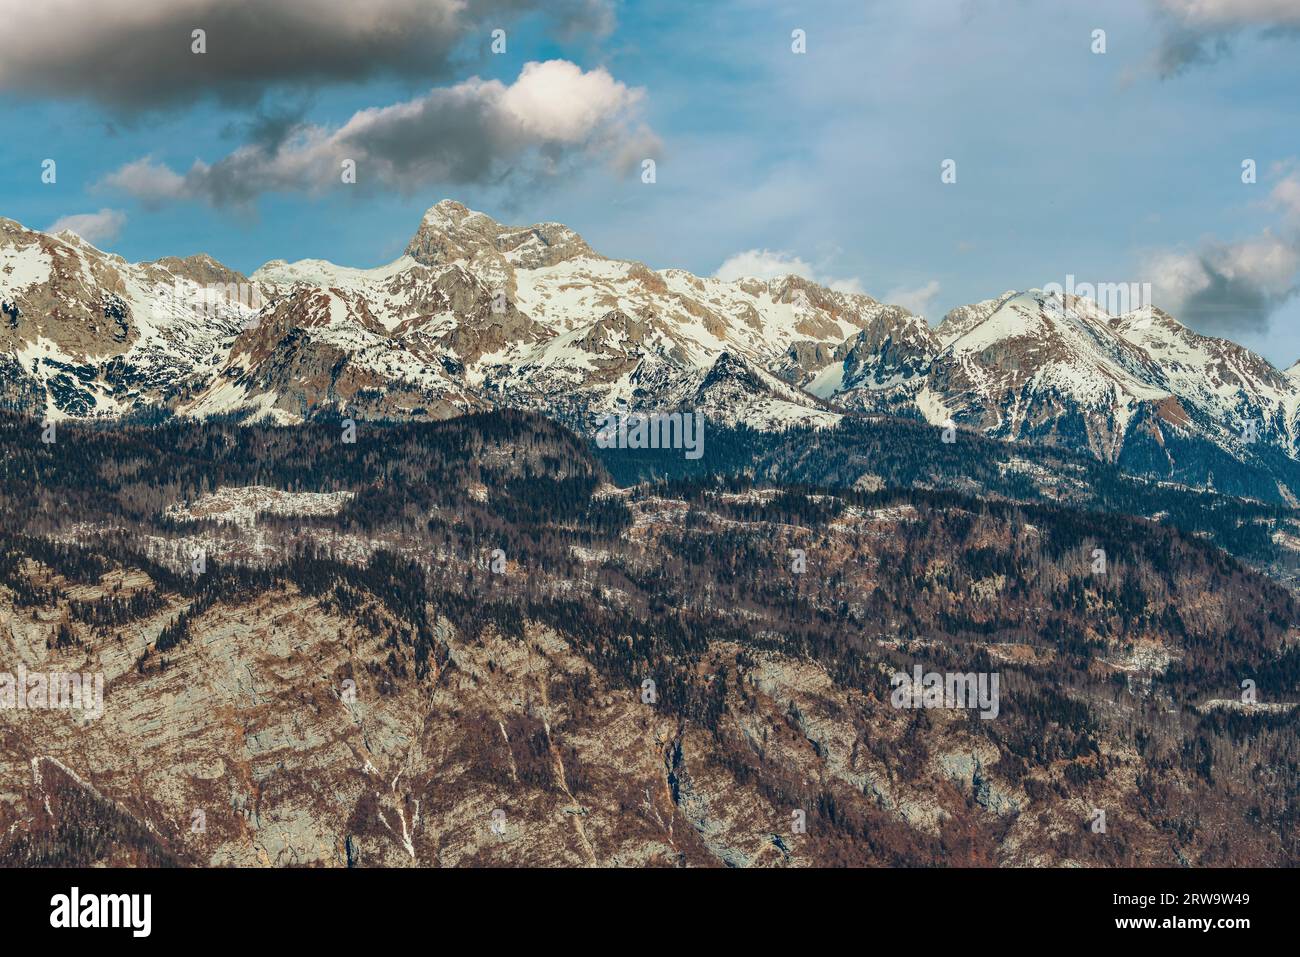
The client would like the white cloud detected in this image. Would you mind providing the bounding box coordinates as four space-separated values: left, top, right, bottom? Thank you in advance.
45 208 127 245
500 61 641 143
1213 234 1300 288
99 158 188 207
714 248 871 296
715 249 817 283
1158 0 1300 26
828 278 867 295
1269 170 1300 223
1145 247 1215 301
883 279 942 318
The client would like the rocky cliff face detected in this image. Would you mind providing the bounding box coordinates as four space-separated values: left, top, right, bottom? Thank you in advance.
0 217 255 418
0 411 1296 867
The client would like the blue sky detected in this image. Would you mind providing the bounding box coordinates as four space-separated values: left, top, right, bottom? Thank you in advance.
2 0 1298 361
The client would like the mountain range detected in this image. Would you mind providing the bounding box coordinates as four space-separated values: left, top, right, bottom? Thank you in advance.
5 199 1300 501
4 204 1299 868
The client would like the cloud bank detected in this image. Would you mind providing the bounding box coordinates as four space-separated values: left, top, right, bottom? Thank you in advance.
714 249 868 296
0 0 615 110
98 61 659 208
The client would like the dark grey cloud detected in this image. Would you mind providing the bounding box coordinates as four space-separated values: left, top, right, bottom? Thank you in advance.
98 61 661 208
1156 28 1233 77
0 0 616 111
1152 0 1300 77
1146 232 1300 336
1173 260 1296 334
220 101 317 151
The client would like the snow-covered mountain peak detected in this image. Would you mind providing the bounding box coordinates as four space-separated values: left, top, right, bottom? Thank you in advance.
947 290 1116 354
0 215 255 419
251 255 420 289
1109 302 1295 438
936 290 1018 344
907 289 1177 462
